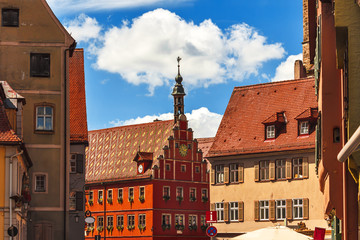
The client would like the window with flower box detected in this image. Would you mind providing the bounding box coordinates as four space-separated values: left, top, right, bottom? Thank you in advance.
138 214 146 231
175 214 184 230
107 216 114 232
117 215 124 231
118 188 123 203
127 215 135 230
128 187 134 202
97 216 104 232
139 186 145 202
176 187 183 202
88 191 94 205
107 189 113 204
201 189 208 202
98 190 103 204
163 186 170 201
162 214 171 230
189 188 196 202
188 215 197 230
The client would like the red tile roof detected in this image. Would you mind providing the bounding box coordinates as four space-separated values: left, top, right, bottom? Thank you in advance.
208 78 317 158
86 120 174 183
197 137 214 158
0 98 21 144
69 49 88 144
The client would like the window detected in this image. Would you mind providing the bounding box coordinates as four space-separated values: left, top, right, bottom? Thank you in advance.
188 215 197 228
166 164 170 171
260 161 269 181
266 125 275 139
175 214 184 226
128 187 134 201
30 53 50 77
215 202 224 222
35 105 53 131
107 189 113 204
176 187 183 201
162 214 171 228
230 164 239 183
215 165 224 184
230 202 239 222
139 214 146 228
127 215 135 228
2 9 19 27
87 222 94 232
163 186 170 198
259 200 269 220
293 158 303 178
299 121 309 135
98 190 103 203
35 174 46 192
195 166 200 173
189 188 196 201
89 191 94 202
181 165 186 172
69 192 83 211
201 189 208 202
276 200 286 220
201 215 206 226
70 154 84 174
97 216 104 227
107 216 114 227
276 159 286 179
293 199 303 219
139 186 145 202
117 215 124 228
118 188 123 200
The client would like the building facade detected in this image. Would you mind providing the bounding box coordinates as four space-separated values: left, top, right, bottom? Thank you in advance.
0 0 79 239
85 62 209 240
207 79 329 239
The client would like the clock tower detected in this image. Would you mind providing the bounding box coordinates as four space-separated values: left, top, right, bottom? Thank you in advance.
172 56 186 124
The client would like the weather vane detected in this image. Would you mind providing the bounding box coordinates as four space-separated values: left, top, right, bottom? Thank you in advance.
177 56 182 74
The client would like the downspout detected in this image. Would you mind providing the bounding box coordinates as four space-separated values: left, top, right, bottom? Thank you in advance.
9 150 23 240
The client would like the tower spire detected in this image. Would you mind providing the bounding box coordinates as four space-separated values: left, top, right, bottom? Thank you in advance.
172 56 186 124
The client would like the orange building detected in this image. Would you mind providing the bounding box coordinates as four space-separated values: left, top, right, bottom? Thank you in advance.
84 60 209 240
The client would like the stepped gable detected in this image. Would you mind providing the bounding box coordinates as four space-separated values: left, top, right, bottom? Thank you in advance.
69 49 88 144
208 78 317 157
86 120 174 183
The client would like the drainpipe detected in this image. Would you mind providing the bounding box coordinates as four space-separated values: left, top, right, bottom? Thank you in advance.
337 125 360 162
9 150 23 240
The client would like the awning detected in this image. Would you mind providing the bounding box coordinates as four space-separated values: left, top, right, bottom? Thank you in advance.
337 125 360 163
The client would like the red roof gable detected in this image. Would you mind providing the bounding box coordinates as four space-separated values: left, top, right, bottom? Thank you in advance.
69 49 88 144
86 120 174 183
208 78 317 157
0 99 21 144
197 137 214 158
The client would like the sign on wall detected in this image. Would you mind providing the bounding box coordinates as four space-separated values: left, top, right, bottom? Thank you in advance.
206 211 217 223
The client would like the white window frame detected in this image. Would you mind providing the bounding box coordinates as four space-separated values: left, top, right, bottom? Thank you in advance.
163 186 170 197
276 200 286 220
215 202 224 222
34 173 47 193
201 188 208 198
98 190 103 202
259 200 269 221
215 165 224 184
127 215 135 227
107 216 114 227
162 214 171 226
128 187 134 201
176 187 183 198
35 105 53 131
293 199 303 219
139 186 145 198
189 188 196 201
107 189 113 200
118 188 123 199
260 161 269 181
97 216 104 227
175 214 184 226
117 215 124 227
276 159 286 179
138 214 146 226
230 202 239 222
293 158 303 178
266 125 275 139
188 215 197 226
300 121 309 135
89 191 94 201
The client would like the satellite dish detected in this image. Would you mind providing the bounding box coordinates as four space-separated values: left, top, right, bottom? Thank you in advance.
85 216 95 224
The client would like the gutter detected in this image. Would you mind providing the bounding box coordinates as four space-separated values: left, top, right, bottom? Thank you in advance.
337 125 360 162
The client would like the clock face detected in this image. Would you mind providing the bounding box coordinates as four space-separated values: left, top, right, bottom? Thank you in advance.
138 164 143 174
179 144 188 157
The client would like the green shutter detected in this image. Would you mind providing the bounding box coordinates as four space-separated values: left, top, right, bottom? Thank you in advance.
315 112 321 175
315 15 321 97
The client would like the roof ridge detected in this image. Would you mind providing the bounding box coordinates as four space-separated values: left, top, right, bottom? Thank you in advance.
233 77 314 91
89 119 174 133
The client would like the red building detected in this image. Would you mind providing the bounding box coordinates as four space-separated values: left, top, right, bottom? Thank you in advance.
84 59 210 240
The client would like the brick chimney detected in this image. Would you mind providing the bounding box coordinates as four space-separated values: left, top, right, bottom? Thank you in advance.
302 0 317 74
294 60 307 79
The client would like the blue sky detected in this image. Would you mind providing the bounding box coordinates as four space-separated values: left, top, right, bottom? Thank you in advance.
48 0 304 138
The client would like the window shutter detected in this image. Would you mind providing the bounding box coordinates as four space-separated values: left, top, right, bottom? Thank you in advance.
238 164 244 183
224 165 229 184
254 163 259 182
224 202 229 222
302 158 309 178
210 166 215 185
76 191 83 211
303 198 309 219
286 159 292 180
254 201 259 221
76 154 84 173
269 160 275 180
210 203 215 211
269 200 275 221
238 201 244 222
286 199 293 220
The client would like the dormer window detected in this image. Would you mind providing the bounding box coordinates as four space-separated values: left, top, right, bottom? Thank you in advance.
299 121 309 135
266 125 275 139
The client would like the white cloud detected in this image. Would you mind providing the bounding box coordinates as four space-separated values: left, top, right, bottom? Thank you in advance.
47 0 192 14
109 107 222 138
89 9 285 95
272 53 303 82
64 14 101 43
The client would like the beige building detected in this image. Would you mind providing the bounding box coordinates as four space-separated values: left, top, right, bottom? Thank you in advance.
207 78 329 239
0 0 79 239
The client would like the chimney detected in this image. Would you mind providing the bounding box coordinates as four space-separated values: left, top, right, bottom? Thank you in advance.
302 0 317 74
294 60 307 79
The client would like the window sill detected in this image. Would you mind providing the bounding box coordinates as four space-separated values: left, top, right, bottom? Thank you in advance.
34 130 54 135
